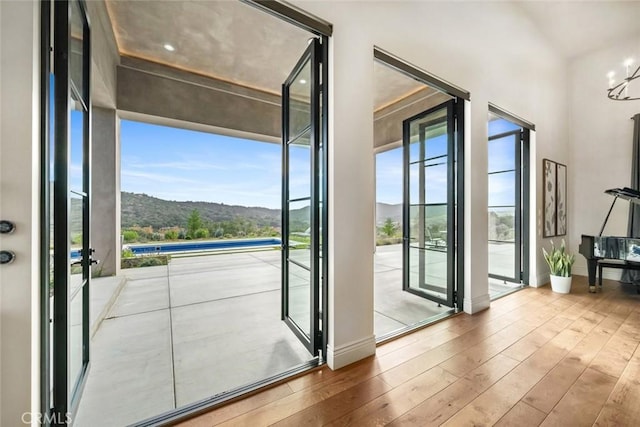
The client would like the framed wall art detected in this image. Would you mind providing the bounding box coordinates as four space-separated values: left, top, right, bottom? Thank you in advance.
556 162 567 236
542 159 567 237
543 159 557 237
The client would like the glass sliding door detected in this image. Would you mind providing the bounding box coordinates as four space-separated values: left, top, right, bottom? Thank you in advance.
403 100 460 308
282 38 325 356
51 0 93 421
487 111 529 289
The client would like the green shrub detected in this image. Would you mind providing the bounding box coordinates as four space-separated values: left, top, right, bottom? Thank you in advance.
121 254 170 269
122 230 139 243
164 230 179 240
194 228 209 239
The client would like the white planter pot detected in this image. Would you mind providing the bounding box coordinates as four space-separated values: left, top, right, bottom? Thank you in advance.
550 274 572 294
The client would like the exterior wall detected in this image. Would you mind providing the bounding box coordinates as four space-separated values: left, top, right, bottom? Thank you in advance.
569 36 640 279
85 0 119 108
91 108 121 277
0 1 41 425
293 0 569 368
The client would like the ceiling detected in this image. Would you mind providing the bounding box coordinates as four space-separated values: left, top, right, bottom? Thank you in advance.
105 1 640 111
106 0 312 95
516 1 640 59
106 0 428 110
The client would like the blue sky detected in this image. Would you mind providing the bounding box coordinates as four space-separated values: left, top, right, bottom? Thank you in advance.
120 117 519 209
121 120 284 208
375 118 520 208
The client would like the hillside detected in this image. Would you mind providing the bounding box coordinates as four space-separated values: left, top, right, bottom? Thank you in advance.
122 192 430 230
121 192 281 229
376 203 447 225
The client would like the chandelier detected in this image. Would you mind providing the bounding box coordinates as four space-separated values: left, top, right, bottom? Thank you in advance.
607 58 640 101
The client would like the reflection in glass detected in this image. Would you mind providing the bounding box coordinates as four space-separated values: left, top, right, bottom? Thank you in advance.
70 109 84 192
287 261 310 337
408 247 447 299
288 60 311 139
409 113 447 163
288 199 310 269
409 205 448 250
69 290 83 391
488 116 520 137
70 0 85 102
288 135 311 201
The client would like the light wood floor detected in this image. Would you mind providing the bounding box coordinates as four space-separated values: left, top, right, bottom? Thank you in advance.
178 276 640 426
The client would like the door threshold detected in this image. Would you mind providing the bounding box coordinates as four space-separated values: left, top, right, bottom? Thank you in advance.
375 308 458 345
132 358 320 427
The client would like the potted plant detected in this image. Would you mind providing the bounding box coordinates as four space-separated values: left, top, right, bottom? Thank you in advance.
543 240 575 293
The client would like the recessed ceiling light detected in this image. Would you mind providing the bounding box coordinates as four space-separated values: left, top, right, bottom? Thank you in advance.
299 79 307 84
163 43 175 52
624 58 634 67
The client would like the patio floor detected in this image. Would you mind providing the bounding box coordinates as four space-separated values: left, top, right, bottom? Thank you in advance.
75 244 520 426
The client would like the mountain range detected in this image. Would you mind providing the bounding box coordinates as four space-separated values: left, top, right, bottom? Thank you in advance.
122 191 408 229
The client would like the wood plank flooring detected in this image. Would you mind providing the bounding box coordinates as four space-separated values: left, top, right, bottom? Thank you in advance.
178 276 640 426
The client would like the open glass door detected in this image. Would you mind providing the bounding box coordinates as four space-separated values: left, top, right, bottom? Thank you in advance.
403 100 457 307
51 0 92 421
282 39 323 355
488 123 522 282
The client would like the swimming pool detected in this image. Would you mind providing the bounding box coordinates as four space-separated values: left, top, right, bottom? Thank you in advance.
126 237 282 255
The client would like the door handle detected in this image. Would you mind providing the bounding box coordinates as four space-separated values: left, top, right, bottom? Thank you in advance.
71 258 99 266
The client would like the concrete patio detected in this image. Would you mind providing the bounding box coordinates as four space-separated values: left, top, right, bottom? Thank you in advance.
75 243 520 426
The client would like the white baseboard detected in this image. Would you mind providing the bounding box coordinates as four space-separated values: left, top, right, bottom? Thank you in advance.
326 335 376 370
463 293 490 314
529 272 550 288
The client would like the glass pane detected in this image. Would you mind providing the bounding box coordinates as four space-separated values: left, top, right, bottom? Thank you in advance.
488 134 516 173
424 162 448 204
70 108 84 193
488 116 520 137
488 207 516 277
409 204 448 250
70 192 84 279
410 161 449 205
489 241 516 278
288 60 311 139
409 163 421 205
488 207 515 243
70 0 85 102
408 246 447 299
69 289 83 391
288 199 310 269
287 261 310 337
409 110 447 163
288 131 311 201
488 171 515 207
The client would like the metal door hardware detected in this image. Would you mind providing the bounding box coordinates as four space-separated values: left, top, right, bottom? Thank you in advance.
0 220 15 234
0 250 16 264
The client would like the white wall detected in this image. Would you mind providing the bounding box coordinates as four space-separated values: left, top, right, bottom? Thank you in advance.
293 1 568 368
569 36 640 279
0 1 41 425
